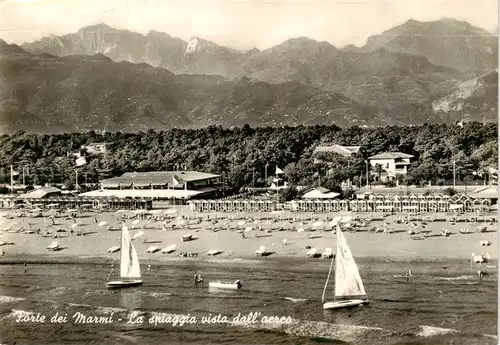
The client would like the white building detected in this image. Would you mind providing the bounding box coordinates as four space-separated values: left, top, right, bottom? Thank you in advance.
81 143 107 155
368 152 414 181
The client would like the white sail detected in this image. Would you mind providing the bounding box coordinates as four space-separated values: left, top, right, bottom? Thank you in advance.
120 225 141 279
334 225 366 298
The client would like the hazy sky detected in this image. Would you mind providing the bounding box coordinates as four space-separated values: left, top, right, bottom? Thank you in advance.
0 0 498 50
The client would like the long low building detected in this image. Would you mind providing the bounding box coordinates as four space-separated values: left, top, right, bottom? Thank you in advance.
80 171 222 202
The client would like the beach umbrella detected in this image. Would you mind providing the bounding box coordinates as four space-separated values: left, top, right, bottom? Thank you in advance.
71 223 78 229
244 226 253 233
237 220 246 227
98 221 108 227
132 219 141 225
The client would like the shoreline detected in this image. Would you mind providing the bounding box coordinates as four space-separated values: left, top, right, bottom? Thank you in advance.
0 251 496 267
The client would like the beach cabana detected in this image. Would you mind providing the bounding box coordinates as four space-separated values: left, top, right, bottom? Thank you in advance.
358 200 368 212
349 200 359 212
437 200 447 212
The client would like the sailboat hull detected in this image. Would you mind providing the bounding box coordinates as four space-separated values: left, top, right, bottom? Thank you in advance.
106 280 143 289
323 299 368 310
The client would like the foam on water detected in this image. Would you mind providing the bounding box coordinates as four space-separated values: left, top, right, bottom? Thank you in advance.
2 299 498 344
143 292 172 299
283 297 307 303
232 318 394 343
0 295 25 304
417 325 458 337
437 275 477 281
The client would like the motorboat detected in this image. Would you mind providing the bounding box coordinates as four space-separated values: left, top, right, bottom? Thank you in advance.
209 280 242 290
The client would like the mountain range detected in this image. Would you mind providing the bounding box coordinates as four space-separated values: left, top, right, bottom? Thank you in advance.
0 18 497 133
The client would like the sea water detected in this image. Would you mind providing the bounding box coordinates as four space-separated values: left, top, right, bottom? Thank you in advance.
0 258 497 345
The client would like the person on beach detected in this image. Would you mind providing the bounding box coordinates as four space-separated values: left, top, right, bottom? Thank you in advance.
235 280 241 288
23 263 27 273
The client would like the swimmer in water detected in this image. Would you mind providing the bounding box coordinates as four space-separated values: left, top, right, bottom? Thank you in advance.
194 272 203 284
478 270 489 281
405 269 413 282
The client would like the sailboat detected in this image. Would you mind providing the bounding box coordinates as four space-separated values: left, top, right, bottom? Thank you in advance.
322 225 368 310
106 225 143 289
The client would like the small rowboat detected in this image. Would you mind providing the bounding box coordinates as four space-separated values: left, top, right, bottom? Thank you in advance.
46 241 60 251
161 244 176 254
107 246 120 253
209 280 242 290
146 246 160 253
182 234 193 242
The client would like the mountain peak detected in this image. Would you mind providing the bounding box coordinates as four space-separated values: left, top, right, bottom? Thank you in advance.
77 23 116 34
185 37 204 54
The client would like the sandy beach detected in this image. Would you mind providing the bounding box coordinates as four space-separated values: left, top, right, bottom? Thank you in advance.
0 208 497 264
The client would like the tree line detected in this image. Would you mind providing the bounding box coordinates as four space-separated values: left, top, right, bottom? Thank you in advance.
0 123 497 193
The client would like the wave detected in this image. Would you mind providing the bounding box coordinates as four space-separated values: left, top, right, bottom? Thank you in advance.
0 295 25 304
437 275 477 281
232 318 394 343
283 297 307 303
1 308 32 322
1 295 497 344
147 292 173 299
417 325 457 337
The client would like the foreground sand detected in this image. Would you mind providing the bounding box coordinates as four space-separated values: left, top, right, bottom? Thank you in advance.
0 209 497 263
